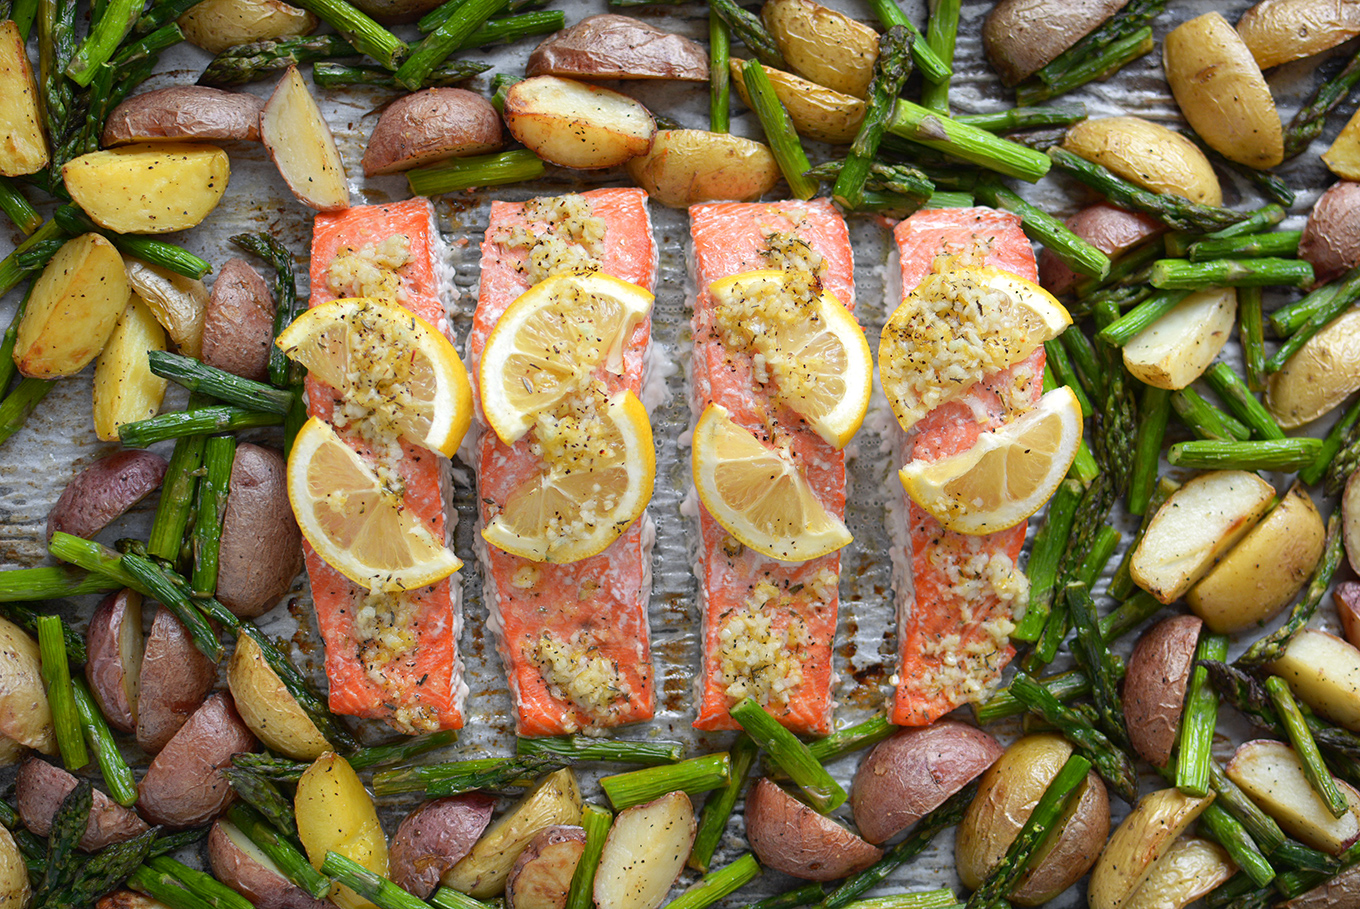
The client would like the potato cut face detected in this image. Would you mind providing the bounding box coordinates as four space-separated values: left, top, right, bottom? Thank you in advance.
729 60 865 144
1324 103 1360 181
0 21 48 177
1130 470 1275 604
1123 288 1236 390
1227 738 1360 854
1123 836 1235 909
63 142 230 234
261 65 350 211
296 752 388 909
1268 629 1360 733
1267 308 1360 429
503 75 655 170
1087 788 1214 909
93 294 167 442
16 233 131 379
594 792 696 909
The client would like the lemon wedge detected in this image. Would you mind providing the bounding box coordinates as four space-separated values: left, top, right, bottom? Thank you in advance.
276 297 473 458
482 389 655 564
879 265 1071 432
708 269 872 449
287 416 462 591
692 402 851 561
899 386 1084 535
478 272 655 445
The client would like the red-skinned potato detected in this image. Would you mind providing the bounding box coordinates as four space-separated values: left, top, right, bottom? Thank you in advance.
208 819 329 909
1337 582 1360 650
1285 861 1360 908
137 606 218 754
361 89 501 177
390 794 495 898
1124 615 1202 767
851 720 1003 845
216 444 303 618
203 259 274 382
744 778 881 881
1300 181 1360 285
85 588 144 734
1038 203 1164 296
46 450 168 541
505 825 586 909
102 87 264 146
503 76 655 170
97 891 171 909
138 692 257 828
16 759 149 850
526 15 708 81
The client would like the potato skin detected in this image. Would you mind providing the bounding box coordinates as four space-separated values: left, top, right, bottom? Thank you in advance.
1087 788 1214 909
178 0 317 54
228 634 327 760
1301 181 1360 284
526 15 708 82
202 258 275 382
1337 582 1360 649
390 794 495 898
0 825 28 909
362 88 502 177
1125 616 1203 767
1039 204 1163 296
208 819 329 909
983 0 1125 86
137 606 218 754
625 130 779 208
503 76 654 170
505 825 586 909
0 618 55 754
16 758 150 850
138 692 258 828
745 778 881 881
762 0 878 98
1063 116 1222 205
730 59 865 143
46 450 167 542
1285 861 1360 908
16 233 131 379
956 734 1109 905
296 752 390 909
851 720 1003 845
102 87 263 146
216 444 303 618
85 589 144 734
1237 0 1360 70
1267 307 1360 428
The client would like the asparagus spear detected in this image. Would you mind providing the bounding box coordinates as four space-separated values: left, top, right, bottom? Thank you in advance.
373 753 567 797
312 59 491 87
975 670 1093 725
742 60 817 200
1014 479 1082 642
1196 802 1277 887
148 856 254 909
71 678 136 807
63 0 140 85
1238 287 1268 393
1269 265 1360 337
120 553 224 661
1203 362 1286 441
222 768 298 836
1032 0 1165 84
0 220 63 299
1016 27 1154 105
322 852 430 909
919 0 960 111
1180 132 1295 207
148 351 294 414
1065 583 1127 749
229 233 300 389
457 10 563 49
226 804 331 899
1237 515 1343 668
34 780 91 905
1176 632 1227 796
1128 385 1169 515
1167 438 1323 472
1266 675 1350 819
956 103 1088 132
118 405 283 448
0 178 41 236
1285 43 1360 159
1302 394 1360 487
0 378 54 447
189 435 235 598
972 179 1109 278
565 804 611 909
1188 231 1302 261
284 0 406 68
729 697 844 812
690 734 756 872
747 883 827 909
37 614 87 771
199 34 358 86
667 854 762 909
146 397 208 564
432 890 501 909
862 0 949 82
1073 237 1165 299
710 11 730 133
888 101 1051 181
0 566 118 602
1045 342 1093 417
710 0 785 69
1150 257 1314 290
1010 672 1139 803
54 206 212 280
599 753 732 811
516 735 682 766
807 713 899 764
834 27 913 210
406 149 546 195
1170 388 1251 443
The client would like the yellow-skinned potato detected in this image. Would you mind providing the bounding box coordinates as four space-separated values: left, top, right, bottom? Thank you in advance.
125 259 209 360
0 825 28 909
1062 117 1222 205
1121 287 1235 390
1123 836 1235 909
178 0 318 54
0 21 47 177
1323 104 1360 180
296 753 388 909
63 143 230 234
0 618 55 755
1164 12 1283 168
625 130 779 208
761 0 878 98
228 635 329 760
1267 308 1360 428
730 59 865 144
93 294 167 442
444 768 581 898
1237 0 1360 69
16 233 130 379
1087 788 1215 909
1187 484 1325 634
1268 628 1360 733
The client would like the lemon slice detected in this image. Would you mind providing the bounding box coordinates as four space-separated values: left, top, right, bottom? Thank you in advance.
708 269 872 449
692 402 852 561
276 297 473 458
482 390 655 564
479 272 655 445
287 416 462 591
879 265 1071 432
899 386 1084 535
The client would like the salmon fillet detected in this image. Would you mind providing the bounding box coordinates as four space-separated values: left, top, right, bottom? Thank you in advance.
889 207 1043 726
305 197 467 734
470 188 658 737
688 199 857 735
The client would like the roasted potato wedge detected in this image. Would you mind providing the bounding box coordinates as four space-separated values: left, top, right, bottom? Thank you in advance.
47 450 167 541
16 233 130 379
203 258 273 381
93 294 168 441
124 258 209 360
0 618 55 754
983 0 1125 86
137 605 217 754
1164 12 1283 168
625 130 779 208
1121 287 1236 390
391 794 495 898
85 589 144 734
1039 203 1163 296
444 768 582 898
1129 470 1275 604
1124 835 1236 909
1267 307 1360 428
1238 0 1360 69
0 825 28 909
1062 117 1222 205
1125 616 1202 767
1268 628 1360 733
526 15 708 81
1285 861 1360 908
1300 181 1360 284
362 88 501 177
1087 787 1215 909
216 444 303 618
179 0 318 54
1227 739 1360 854
209 819 328 909
1188 484 1325 633
1348 471 1360 575
297 752 388 909
261 66 349 211
594 791 695 909
228 634 326 759
63 142 230 234
761 0 877 97
138 692 257 828
0 20 47 176
506 825 585 909
503 76 655 170
17 759 149 850
730 59 865 144
745 778 881 881
102 87 264 146
1323 104 1360 180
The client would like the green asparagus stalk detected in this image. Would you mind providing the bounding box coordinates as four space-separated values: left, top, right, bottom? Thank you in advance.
226 804 331 899
919 0 960 111
861 0 948 83
312 59 490 88
1074 527 1120 589
1208 762 1285 855
1066 583 1127 749
1269 298 1360 376
395 0 506 89
113 20 183 65
834 26 913 210
34 779 91 904
0 178 41 236
1328 432 1360 495
1014 478 1082 642
956 104 1088 132
0 377 53 447
742 61 816 200
148 351 295 414
729 698 844 812
1044 340 1094 418
922 190 974 208
0 566 118 602
1103 590 1166 641
406 149 546 195
322 851 429 909
710 11 730 133
229 233 300 389
37 614 87 771
118 406 283 448
431 889 500 909
599 753 732 811
127 866 216 909
1010 672 1139 803
1170 388 1252 443
843 894 962 909
1236 287 1268 393
11 0 37 39
1238 515 1343 669
1168 437 1324 471
189 435 235 597
975 180 1109 278
1182 132 1295 207
120 553 224 660
888 102 1051 181
1285 43 1360 159
1056 326 1103 400
200 34 358 86
710 0 784 69
372 754 564 796
1196 803 1276 887
1016 26 1154 105
1188 231 1302 262
1150 257 1313 290
148 856 254 909
285 0 405 68
1032 0 1164 84
147 399 208 564
457 10 562 49
230 753 306 781
418 0 547 31
223 767 297 835
1301 394 1360 486
1203 362 1286 441
807 713 898 764
1073 238 1165 299
690 734 756 872
516 735 681 766
1049 148 1251 232
974 670 1092 725
71 677 136 806
565 803 611 909
746 883 826 909
1176 632 1227 795
1270 266 1360 337
1267 675 1350 818
0 220 63 299
667 854 761 909
63 0 140 85
54 206 211 280
1128 385 1169 515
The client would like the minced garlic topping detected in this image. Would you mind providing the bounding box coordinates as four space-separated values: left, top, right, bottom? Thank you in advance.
716 577 830 709
529 630 629 728
326 235 411 303
353 589 439 734
494 194 606 284
524 388 627 549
